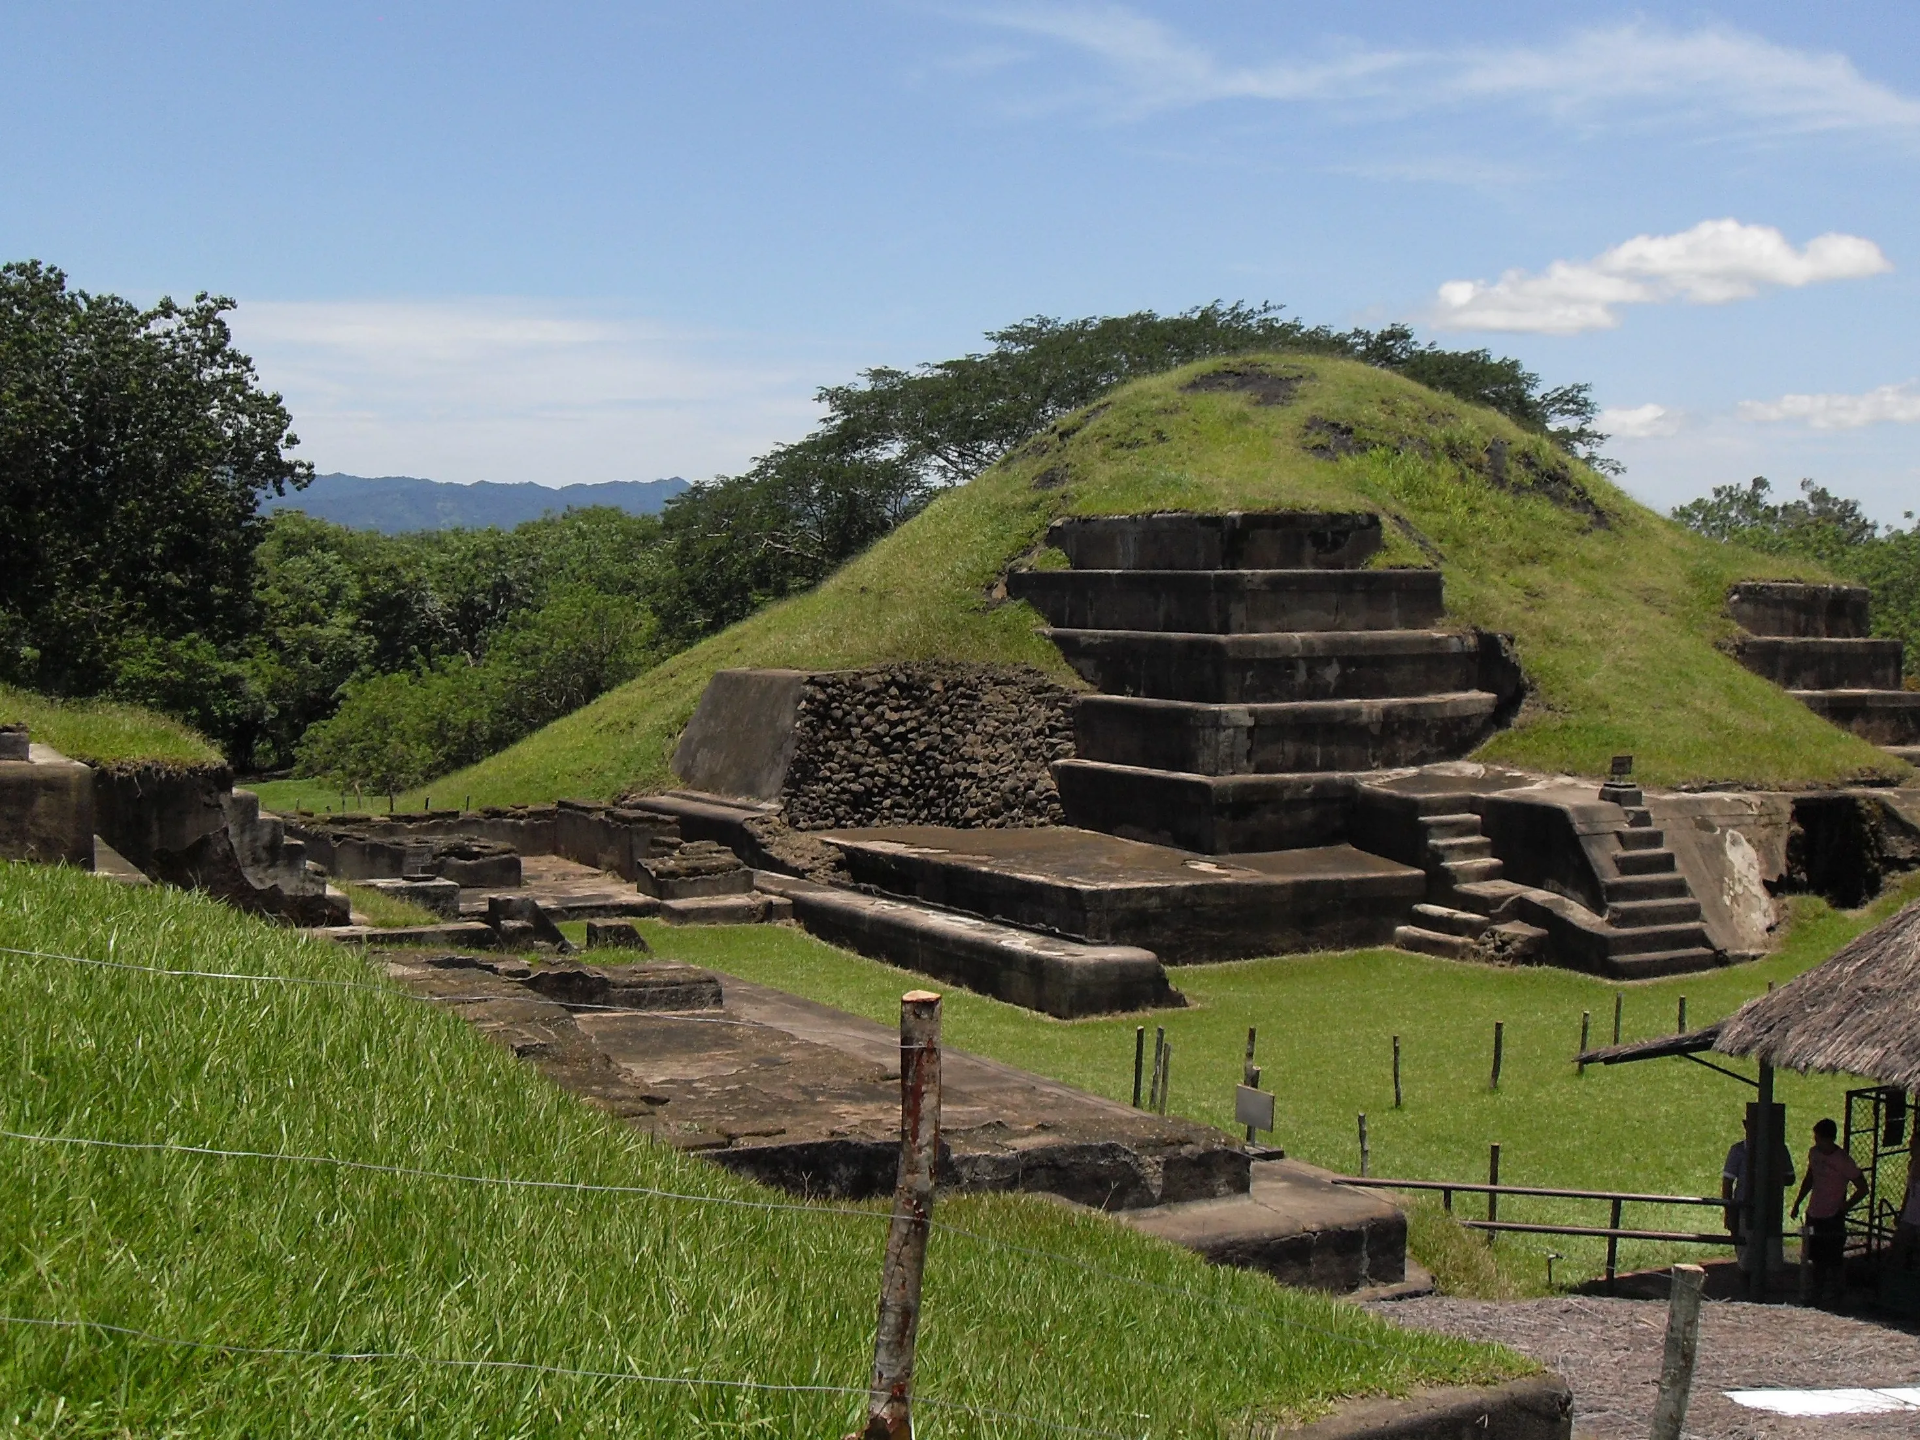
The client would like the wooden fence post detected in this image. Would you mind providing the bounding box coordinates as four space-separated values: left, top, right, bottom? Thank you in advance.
1613 992 1623 1045
1392 1035 1402 1108
1490 1021 1504 1090
854 991 943 1440
1358 1113 1370 1177
1677 995 1688 1033
1578 1011 1590 1076
1487 1143 1501 1225
1648 1264 1707 1440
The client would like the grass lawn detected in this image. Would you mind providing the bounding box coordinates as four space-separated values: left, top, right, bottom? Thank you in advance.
0 863 1520 1437
609 870 1920 1296
0 685 221 768
416 354 1905 811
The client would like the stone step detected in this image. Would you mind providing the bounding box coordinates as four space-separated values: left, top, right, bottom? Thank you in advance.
1735 636 1904 691
1411 903 1491 937
1790 689 1920 746
1005 568 1445 634
1442 857 1504 885
753 871 1179 1019
659 894 793 926
1072 691 1500 775
1047 512 1383 572
1606 921 1714 957
1052 760 1355 854
1888 745 1920 766
1606 896 1704 929
1616 827 1666 851
1041 627 1481 703
1728 582 1871 639
1612 848 1677 876
1420 812 1484 840
1428 835 1493 862
1603 872 1691 902
820 824 1425 963
1608 947 1722 980
1393 925 1478 960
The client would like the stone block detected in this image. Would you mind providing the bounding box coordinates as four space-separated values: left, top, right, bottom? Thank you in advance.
1006 567 1444 634
670 668 809 800
1728 581 1870 638
584 919 650 952
1054 760 1355 853
0 725 28 761
0 746 94 867
1046 511 1383 571
635 840 753 899
361 876 462 919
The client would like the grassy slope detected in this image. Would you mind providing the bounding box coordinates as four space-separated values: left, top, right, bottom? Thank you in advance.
419 354 1903 809
620 870 1920 1296
0 864 1517 1437
0 684 221 767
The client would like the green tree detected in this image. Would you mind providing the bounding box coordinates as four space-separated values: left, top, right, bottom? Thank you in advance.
0 260 310 698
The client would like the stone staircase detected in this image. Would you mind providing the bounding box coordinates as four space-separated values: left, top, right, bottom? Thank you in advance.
1730 582 1920 765
1010 511 1510 855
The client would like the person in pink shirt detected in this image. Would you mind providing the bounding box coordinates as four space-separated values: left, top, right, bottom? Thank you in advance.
1791 1117 1867 1307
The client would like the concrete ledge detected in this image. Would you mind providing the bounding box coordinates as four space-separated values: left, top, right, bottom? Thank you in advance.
1055 760 1356 853
754 870 1179 1017
1286 1374 1572 1440
0 745 94 867
670 668 808 800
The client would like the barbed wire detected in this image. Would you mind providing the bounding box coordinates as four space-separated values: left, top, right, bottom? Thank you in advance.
0 1314 1144 1438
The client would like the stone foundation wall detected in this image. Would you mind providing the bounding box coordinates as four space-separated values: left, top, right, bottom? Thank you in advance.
780 663 1077 831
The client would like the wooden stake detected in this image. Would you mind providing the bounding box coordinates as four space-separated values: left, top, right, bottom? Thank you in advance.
1392 1035 1403 1108
1490 1021 1504 1090
1648 1264 1707 1440
855 991 943 1440
1578 1011 1591 1076
1149 1026 1166 1111
1158 1042 1172 1116
1613 992 1623 1045
1358 1113 1370 1178
1487 1143 1501 1225
1132 1026 1145 1108
1677 995 1688 1033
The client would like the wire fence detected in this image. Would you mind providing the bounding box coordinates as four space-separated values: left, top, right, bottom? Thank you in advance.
1 936 1428 1433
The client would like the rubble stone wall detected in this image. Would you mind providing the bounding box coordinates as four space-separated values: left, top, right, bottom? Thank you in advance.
780 663 1078 831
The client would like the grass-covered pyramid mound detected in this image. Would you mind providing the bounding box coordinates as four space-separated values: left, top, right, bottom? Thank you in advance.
438 355 1903 806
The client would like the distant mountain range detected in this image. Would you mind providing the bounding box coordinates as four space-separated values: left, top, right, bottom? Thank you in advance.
263 473 691 533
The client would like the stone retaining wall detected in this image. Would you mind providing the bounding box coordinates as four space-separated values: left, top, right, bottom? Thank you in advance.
780 663 1077 831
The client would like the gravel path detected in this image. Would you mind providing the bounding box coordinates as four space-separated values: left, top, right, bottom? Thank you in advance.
1370 1295 1920 1439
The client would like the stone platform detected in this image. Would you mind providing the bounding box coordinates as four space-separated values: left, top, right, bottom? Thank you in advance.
820 824 1425 962
383 947 1415 1292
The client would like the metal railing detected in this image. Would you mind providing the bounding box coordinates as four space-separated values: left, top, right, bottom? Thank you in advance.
1333 1175 1733 1287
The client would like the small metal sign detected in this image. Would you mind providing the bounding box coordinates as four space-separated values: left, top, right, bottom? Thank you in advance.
1235 1084 1275 1134
1609 753 1634 779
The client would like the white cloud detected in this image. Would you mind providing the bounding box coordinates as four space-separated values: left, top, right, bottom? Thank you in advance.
1739 382 1920 429
967 11 1920 136
1430 220 1891 333
1599 403 1682 439
229 299 828 485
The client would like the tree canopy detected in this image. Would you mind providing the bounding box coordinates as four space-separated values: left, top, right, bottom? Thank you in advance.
0 260 311 698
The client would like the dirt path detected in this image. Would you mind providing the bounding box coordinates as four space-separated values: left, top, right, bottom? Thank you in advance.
1371 1295 1920 1439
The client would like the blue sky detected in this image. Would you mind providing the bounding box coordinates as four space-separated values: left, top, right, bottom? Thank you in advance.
5 3 1917 520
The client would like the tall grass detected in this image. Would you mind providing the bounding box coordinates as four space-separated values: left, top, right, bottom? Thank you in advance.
0 685 220 767
0 863 1518 1436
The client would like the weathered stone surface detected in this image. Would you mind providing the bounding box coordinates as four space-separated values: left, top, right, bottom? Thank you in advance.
670 667 810 801
658 893 784 925
779 663 1076 832
1116 1160 1406 1291
822 825 1424 963
754 870 1179 1018
361 876 462 919
584 919 650 952
0 744 94 867
90 760 231 873
1007 567 1445 634
1728 581 1870 638
1791 688 1920 745
1072 692 1501 775
1054 760 1356 854
1045 626 1482 703
486 893 573 949
0 724 28 761
1045 511 1382 572
1287 1375 1573 1440
1643 793 1791 959
635 839 753 899
553 799 681 880
1733 635 1903 690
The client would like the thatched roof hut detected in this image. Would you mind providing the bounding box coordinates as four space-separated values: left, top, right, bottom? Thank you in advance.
1714 899 1920 1090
